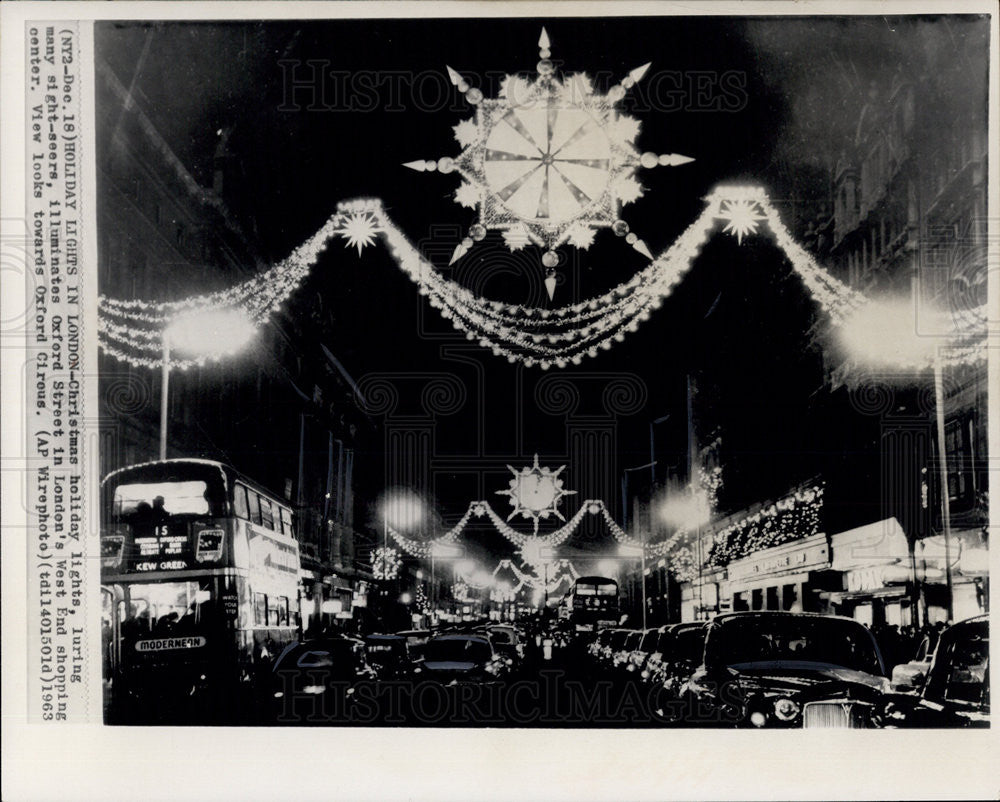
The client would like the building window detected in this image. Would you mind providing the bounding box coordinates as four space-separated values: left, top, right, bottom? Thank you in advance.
945 413 976 508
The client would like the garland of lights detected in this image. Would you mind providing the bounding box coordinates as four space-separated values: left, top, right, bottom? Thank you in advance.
370 546 402 581
705 484 825 569
384 497 637 560
414 586 430 614
98 188 989 372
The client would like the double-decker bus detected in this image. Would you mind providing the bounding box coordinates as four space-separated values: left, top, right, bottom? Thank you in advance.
101 459 302 724
567 576 620 633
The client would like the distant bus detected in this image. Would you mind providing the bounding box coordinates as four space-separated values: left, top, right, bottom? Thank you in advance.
567 576 619 633
101 459 301 724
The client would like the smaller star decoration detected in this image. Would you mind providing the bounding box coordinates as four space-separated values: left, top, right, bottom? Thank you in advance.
495 453 577 535
404 27 695 270
335 211 383 255
716 199 767 245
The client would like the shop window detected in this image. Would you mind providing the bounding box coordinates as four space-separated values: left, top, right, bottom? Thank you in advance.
733 592 749 612
751 588 764 611
766 586 779 611
945 414 975 509
782 584 798 611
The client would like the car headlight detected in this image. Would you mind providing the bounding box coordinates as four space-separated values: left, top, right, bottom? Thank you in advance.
773 697 800 721
749 710 768 728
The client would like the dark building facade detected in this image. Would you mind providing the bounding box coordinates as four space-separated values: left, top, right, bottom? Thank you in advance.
95 55 377 631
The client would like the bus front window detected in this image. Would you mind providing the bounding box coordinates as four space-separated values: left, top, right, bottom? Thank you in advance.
113 480 224 521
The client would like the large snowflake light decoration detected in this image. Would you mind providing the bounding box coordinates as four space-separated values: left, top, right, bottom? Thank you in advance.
496 453 577 535
404 28 694 270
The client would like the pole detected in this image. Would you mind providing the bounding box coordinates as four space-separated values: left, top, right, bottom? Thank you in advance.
696 522 704 620
159 334 170 461
933 354 955 622
431 553 436 621
640 532 647 630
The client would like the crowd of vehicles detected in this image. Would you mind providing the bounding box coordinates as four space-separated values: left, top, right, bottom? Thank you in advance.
101 460 988 728
584 611 989 728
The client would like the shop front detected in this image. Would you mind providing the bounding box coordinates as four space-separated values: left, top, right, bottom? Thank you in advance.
725 533 831 615
822 518 916 627
679 568 727 622
915 530 988 624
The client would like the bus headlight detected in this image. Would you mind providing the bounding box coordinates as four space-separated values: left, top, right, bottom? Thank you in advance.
773 697 800 721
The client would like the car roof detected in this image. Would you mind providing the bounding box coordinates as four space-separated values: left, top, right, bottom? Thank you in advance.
432 634 490 643
711 611 867 626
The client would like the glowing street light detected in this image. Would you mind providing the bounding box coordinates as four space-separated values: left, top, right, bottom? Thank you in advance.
657 486 713 620
839 296 967 622
657 489 712 530
160 306 257 460
596 559 618 577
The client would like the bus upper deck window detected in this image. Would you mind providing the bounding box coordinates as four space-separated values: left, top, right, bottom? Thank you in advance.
233 486 249 520
280 507 293 537
247 492 261 526
259 498 274 530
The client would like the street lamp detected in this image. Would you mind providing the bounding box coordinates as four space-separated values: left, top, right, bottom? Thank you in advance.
617 542 646 628
160 306 256 460
430 541 463 618
658 487 713 619
379 491 425 608
839 297 962 622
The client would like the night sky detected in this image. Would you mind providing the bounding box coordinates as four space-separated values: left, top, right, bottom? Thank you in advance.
95 15 989 551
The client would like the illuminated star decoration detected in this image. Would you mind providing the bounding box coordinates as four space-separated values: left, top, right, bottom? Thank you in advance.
495 453 577 535
717 198 767 245
335 211 383 255
404 27 695 270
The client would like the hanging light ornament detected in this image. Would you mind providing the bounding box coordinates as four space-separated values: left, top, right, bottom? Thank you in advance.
98 189 986 372
371 546 402 580
495 454 577 535
403 27 695 272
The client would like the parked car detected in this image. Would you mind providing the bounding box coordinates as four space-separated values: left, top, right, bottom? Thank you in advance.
877 616 989 728
647 622 707 690
889 634 936 693
612 630 642 674
598 629 628 672
588 628 614 663
396 629 431 661
269 636 377 724
680 612 888 728
487 624 526 664
627 628 660 676
364 633 414 679
414 634 511 685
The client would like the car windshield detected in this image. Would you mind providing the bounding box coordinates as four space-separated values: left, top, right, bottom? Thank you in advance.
490 629 514 645
711 616 882 675
278 641 360 676
640 630 658 651
425 637 492 664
